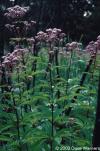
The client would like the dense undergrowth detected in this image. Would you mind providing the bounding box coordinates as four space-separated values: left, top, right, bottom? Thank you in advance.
0 5 100 151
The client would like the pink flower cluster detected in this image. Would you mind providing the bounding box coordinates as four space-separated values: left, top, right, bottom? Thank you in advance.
35 28 66 43
24 20 36 31
66 42 82 51
4 5 29 20
5 24 15 32
27 37 35 45
0 47 29 81
5 20 36 34
35 31 47 42
86 35 100 54
2 48 29 69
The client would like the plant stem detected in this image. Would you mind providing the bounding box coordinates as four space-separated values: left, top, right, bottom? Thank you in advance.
12 91 22 151
55 48 60 98
92 72 100 148
49 63 54 151
64 50 73 106
66 50 73 94
44 43 54 79
32 42 38 89
65 55 95 115
17 68 29 151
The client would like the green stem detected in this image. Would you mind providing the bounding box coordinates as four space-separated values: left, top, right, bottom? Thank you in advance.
66 50 73 94
32 42 38 90
49 64 54 151
65 55 95 115
55 48 60 98
12 91 22 151
17 68 29 151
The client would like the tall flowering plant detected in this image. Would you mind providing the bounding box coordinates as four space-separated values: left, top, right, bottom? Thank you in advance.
0 5 100 151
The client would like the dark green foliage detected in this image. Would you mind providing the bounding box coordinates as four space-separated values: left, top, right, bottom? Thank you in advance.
0 1 100 150
0 43 99 150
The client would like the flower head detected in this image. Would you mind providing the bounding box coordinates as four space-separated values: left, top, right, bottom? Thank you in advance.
5 5 29 20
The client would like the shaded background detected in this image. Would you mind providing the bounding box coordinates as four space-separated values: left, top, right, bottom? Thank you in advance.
0 0 100 57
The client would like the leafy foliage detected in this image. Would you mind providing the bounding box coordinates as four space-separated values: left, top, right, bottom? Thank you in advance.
0 4 100 151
